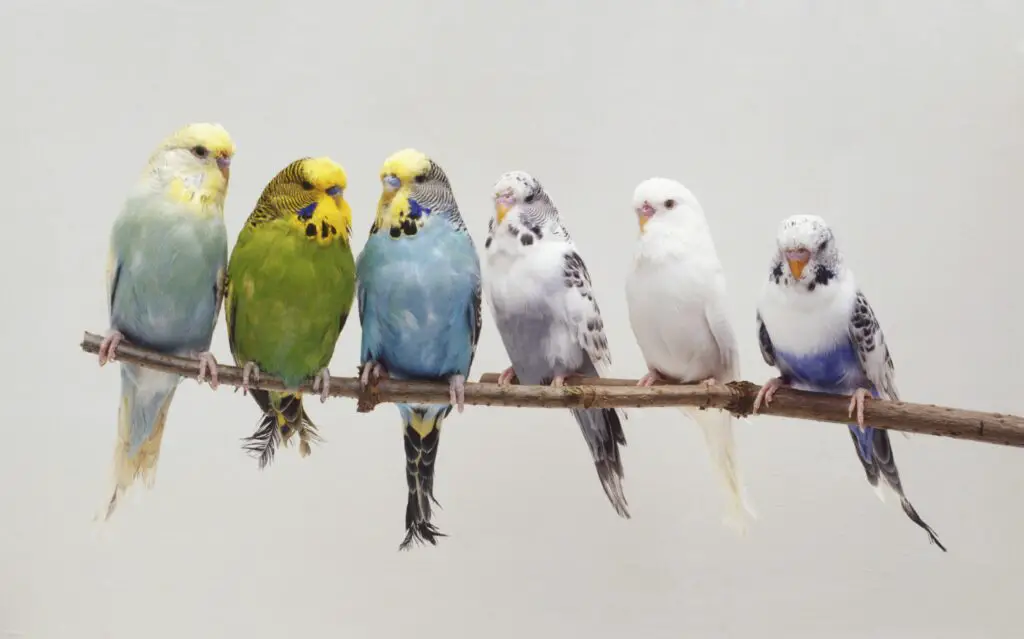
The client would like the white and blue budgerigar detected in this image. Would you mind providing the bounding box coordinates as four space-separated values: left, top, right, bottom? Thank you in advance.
753 214 946 551
484 171 630 518
97 122 235 520
356 148 482 550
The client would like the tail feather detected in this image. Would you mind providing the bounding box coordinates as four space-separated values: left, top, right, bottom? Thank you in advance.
242 389 321 469
399 405 447 550
103 364 179 520
681 407 756 535
848 426 947 552
571 407 630 518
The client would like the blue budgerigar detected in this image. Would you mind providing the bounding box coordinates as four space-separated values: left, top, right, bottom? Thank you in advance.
356 148 482 550
97 122 235 519
753 214 945 551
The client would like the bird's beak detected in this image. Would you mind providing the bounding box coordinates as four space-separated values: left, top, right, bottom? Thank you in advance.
495 193 515 224
785 249 811 279
216 154 231 181
637 201 656 231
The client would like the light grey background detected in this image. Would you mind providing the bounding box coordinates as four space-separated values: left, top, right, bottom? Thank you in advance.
5 0 1024 637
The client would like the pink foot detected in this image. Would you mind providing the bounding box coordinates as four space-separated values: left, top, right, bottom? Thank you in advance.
241 362 261 396
496 366 518 386
550 375 566 388
637 370 667 387
98 330 124 366
849 388 871 430
753 376 787 413
359 361 388 389
195 351 220 389
312 368 331 403
449 374 466 413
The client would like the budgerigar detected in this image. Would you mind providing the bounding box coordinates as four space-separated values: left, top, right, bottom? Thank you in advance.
97 122 235 519
226 157 356 467
484 171 629 518
356 149 482 550
753 214 946 551
624 178 756 533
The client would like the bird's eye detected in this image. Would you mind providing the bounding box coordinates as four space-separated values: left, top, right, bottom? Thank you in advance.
665 199 676 209
414 174 427 184
524 194 536 204
191 145 209 158
818 238 830 251
301 180 315 191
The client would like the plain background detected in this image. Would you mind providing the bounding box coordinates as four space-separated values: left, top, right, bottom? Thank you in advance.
5 0 1024 637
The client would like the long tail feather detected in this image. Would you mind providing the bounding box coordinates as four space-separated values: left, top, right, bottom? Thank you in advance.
682 407 757 535
102 364 179 520
242 389 321 469
399 404 448 550
571 407 630 518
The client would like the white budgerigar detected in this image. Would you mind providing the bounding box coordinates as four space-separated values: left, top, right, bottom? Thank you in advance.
484 171 629 518
753 214 945 551
625 177 756 534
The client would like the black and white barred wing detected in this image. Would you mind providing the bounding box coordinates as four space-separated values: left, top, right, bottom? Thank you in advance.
849 290 899 401
562 249 612 376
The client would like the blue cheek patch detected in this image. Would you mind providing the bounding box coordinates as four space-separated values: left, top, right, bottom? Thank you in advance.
297 202 318 220
326 186 341 196
408 199 431 220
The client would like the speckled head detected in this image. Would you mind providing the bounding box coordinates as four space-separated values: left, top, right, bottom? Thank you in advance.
492 170 545 225
373 148 457 238
774 214 840 282
254 156 351 245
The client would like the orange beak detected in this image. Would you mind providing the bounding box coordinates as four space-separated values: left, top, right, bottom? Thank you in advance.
495 193 515 224
785 249 811 279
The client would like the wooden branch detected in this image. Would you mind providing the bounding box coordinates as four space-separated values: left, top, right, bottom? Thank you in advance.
80 331 1024 449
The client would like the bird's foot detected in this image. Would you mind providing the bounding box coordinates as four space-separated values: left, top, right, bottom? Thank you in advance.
699 376 720 390
849 388 871 431
359 360 388 389
241 362 261 396
98 330 124 366
637 370 668 387
194 351 220 389
312 368 331 403
550 375 566 388
753 376 787 413
449 374 467 413
496 366 518 386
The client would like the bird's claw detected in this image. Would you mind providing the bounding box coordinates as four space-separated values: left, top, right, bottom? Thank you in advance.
98 330 124 366
195 351 220 389
496 366 518 386
849 388 870 430
449 374 466 413
360 361 388 389
550 375 566 388
637 370 662 387
753 376 786 414
312 368 331 403
242 362 261 396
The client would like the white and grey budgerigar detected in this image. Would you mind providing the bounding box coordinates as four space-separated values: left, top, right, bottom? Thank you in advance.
625 177 756 534
484 171 629 518
753 214 946 551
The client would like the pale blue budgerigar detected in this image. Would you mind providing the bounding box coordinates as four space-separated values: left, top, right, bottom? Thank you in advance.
356 148 482 550
97 122 235 519
484 171 630 518
753 214 946 551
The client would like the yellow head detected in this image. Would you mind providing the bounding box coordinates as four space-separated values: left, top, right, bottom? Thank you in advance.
145 122 236 215
372 148 453 238
250 157 352 246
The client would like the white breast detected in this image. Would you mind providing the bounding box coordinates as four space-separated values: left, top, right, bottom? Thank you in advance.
757 269 858 357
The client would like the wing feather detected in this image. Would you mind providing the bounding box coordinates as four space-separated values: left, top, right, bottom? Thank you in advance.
562 250 612 376
848 290 899 401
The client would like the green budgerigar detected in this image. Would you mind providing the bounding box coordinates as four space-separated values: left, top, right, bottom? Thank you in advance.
226 157 356 466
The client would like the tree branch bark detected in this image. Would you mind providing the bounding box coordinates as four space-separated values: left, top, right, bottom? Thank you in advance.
80 331 1024 449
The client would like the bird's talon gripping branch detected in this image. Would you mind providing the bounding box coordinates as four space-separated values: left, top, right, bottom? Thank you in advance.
550 375 566 388
360 361 388 389
701 376 719 389
241 362 260 396
849 387 870 430
195 351 220 389
637 369 669 387
449 374 467 413
496 366 518 386
98 330 124 366
312 368 331 403
753 376 786 413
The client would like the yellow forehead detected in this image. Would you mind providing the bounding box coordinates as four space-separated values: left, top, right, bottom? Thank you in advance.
301 156 348 190
380 148 430 181
162 122 235 157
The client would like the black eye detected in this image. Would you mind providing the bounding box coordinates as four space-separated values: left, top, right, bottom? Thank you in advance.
818 238 829 251
191 145 209 158
524 194 536 204
665 199 676 209
301 180 315 191
414 174 427 184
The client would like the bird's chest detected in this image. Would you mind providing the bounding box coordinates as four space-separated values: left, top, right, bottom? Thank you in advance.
775 342 867 393
485 238 565 316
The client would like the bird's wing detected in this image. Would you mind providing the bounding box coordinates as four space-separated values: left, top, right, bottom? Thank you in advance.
848 290 899 401
703 295 740 381
562 249 612 376
755 310 777 368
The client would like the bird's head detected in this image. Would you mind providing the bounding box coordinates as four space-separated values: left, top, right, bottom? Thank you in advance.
374 148 453 238
774 214 840 283
256 157 351 246
491 170 547 227
631 177 704 234
146 122 236 214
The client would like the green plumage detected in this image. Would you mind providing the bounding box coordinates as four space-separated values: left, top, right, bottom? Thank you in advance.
226 157 356 467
